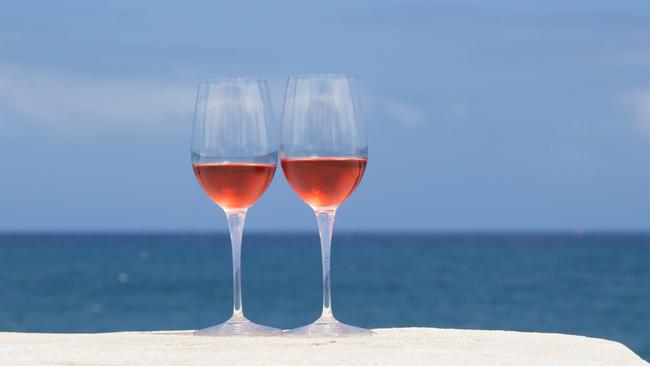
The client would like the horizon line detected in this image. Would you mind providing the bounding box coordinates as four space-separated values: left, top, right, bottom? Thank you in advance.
1 229 650 236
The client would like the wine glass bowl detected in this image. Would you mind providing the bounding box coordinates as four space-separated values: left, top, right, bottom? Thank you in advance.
191 79 280 336
193 163 276 209
280 74 370 336
280 157 367 210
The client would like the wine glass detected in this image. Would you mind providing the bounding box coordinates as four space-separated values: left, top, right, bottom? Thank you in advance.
191 78 280 336
280 74 370 336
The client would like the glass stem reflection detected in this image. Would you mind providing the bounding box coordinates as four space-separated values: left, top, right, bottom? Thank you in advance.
315 209 336 319
226 210 247 319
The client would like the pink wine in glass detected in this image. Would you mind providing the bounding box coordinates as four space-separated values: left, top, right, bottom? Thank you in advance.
193 163 276 209
281 157 367 209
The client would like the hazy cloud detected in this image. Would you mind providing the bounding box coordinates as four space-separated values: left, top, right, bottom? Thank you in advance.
449 102 469 120
626 91 650 138
0 30 23 41
383 100 426 127
362 92 427 128
0 66 194 132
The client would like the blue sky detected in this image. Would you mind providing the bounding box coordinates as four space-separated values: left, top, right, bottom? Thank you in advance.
1 0 649 232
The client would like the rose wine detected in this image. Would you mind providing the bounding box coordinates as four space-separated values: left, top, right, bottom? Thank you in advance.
281 157 367 209
193 163 276 209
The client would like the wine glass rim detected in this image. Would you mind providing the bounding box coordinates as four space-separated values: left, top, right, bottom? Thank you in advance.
200 77 267 84
289 73 356 79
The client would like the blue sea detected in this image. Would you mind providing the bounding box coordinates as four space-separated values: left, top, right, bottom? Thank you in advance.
0 233 648 360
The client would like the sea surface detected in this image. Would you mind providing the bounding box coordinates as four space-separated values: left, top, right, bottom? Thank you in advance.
0 233 648 360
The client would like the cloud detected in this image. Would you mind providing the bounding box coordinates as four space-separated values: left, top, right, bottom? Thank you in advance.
0 66 195 133
0 67 431 134
0 64 434 134
0 30 24 42
361 92 427 128
449 102 469 120
624 91 650 138
383 100 426 127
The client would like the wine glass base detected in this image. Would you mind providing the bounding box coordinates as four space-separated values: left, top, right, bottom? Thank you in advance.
194 315 282 336
284 316 372 337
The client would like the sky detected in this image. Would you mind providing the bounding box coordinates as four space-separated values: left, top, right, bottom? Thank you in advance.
1 0 649 232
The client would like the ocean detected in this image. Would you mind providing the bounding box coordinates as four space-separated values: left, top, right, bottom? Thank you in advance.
0 233 648 360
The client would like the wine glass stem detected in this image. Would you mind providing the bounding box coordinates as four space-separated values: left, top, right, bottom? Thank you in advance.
315 209 336 319
226 210 247 319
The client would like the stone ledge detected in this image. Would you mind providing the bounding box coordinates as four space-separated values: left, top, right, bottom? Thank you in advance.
0 327 646 366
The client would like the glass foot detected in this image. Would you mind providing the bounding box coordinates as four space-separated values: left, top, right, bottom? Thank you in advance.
194 314 282 336
284 315 372 337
